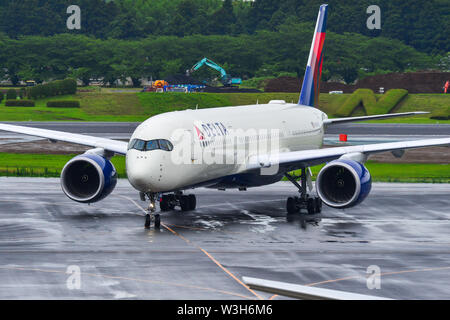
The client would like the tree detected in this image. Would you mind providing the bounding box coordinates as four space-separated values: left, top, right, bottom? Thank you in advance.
208 0 236 35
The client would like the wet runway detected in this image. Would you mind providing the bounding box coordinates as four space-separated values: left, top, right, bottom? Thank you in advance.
0 178 449 299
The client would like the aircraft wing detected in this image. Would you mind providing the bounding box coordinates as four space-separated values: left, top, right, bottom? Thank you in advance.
242 277 391 300
0 123 128 155
323 111 429 125
248 137 450 171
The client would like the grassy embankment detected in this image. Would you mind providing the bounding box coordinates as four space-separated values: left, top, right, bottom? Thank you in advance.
0 89 448 123
0 153 448 183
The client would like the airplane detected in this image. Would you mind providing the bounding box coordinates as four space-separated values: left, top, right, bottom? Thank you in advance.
0 4 448 229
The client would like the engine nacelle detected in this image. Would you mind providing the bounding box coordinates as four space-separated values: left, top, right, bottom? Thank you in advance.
60 153 117 203
316 159 372 208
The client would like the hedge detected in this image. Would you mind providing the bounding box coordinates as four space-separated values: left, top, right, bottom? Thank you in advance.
47 100 80 108
4 100 35 107
430 106 450 120
28 78 77 99
6 89 17 100
335 88 408 117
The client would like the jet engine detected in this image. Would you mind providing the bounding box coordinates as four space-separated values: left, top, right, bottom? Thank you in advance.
60 153 117 203
316 159 372 208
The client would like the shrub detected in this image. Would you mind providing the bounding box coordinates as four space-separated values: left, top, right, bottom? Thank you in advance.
430 106 450 120
372 89 408 114
5 99 35 107
29 85 42 99
61 78 77 94
47 100 80 108
19 87 27 99
6 89 17 100
28 78 78 99
335 88 408 117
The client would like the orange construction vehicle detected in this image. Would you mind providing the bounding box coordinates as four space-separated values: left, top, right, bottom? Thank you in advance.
153 80 168 89
142 80 169 92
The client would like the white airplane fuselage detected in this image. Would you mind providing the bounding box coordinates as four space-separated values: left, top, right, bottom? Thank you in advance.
126 101 327 193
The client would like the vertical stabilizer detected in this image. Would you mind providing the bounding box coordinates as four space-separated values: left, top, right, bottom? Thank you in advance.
298 4 328 107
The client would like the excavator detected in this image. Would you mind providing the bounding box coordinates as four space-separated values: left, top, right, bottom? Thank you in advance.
188 58 241 87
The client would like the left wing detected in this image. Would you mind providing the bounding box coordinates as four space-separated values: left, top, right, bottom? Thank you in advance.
248 137 450 172
324 111 429 125
0 123 128 155
242 277 391 300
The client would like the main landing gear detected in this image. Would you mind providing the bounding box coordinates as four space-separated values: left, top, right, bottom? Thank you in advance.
285 168 322 215
160 192 196 212
141 192 197 229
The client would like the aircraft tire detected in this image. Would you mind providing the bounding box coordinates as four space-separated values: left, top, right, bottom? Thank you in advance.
287 197 299 215
188 194 196 210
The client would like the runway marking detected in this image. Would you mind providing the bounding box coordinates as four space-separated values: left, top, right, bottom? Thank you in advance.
121 196 264 300
162 223 264 301
0 266 252 300
116 195 147 215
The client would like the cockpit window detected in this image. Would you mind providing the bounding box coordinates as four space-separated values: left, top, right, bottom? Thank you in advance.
146 140 159 151
133 139 146 151
128 138 173 152
159 139 173 151
128 139 136 150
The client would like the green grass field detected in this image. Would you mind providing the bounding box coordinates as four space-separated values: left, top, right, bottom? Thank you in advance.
289 161 450 183
0 153 447 183
0 90 448 123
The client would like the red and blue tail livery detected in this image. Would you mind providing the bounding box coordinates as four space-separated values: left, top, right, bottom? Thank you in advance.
298 4 328 107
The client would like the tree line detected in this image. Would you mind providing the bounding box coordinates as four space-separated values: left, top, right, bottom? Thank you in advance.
0 0 447 55
0 25 437 86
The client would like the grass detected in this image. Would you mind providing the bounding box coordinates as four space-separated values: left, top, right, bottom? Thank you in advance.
240 77 274 90
287 161 450 183
0 153 447 182
0 90 448 123
0 153 127 178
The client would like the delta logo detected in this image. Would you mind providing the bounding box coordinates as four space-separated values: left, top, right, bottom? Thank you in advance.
194 125 205 140
193 122 228 141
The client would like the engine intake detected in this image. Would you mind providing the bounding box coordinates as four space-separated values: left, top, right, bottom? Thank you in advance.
316 159 372 208
61 153 117 203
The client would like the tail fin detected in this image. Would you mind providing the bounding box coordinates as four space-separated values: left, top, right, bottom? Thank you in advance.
298 4 328 107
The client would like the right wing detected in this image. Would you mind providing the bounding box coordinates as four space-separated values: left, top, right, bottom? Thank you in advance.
248 137 450 172
0 123 128 155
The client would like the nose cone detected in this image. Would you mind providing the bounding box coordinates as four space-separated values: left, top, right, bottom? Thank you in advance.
127 157 149 192
126 151 158 192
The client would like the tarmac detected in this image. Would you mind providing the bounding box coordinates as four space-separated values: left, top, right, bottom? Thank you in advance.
0 178 449 300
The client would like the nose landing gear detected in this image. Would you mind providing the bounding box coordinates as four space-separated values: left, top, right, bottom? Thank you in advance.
140 191 197 229
142 192 161 229
285 167 322 215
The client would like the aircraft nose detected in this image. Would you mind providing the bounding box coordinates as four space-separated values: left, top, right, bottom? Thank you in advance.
126 153 153 192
